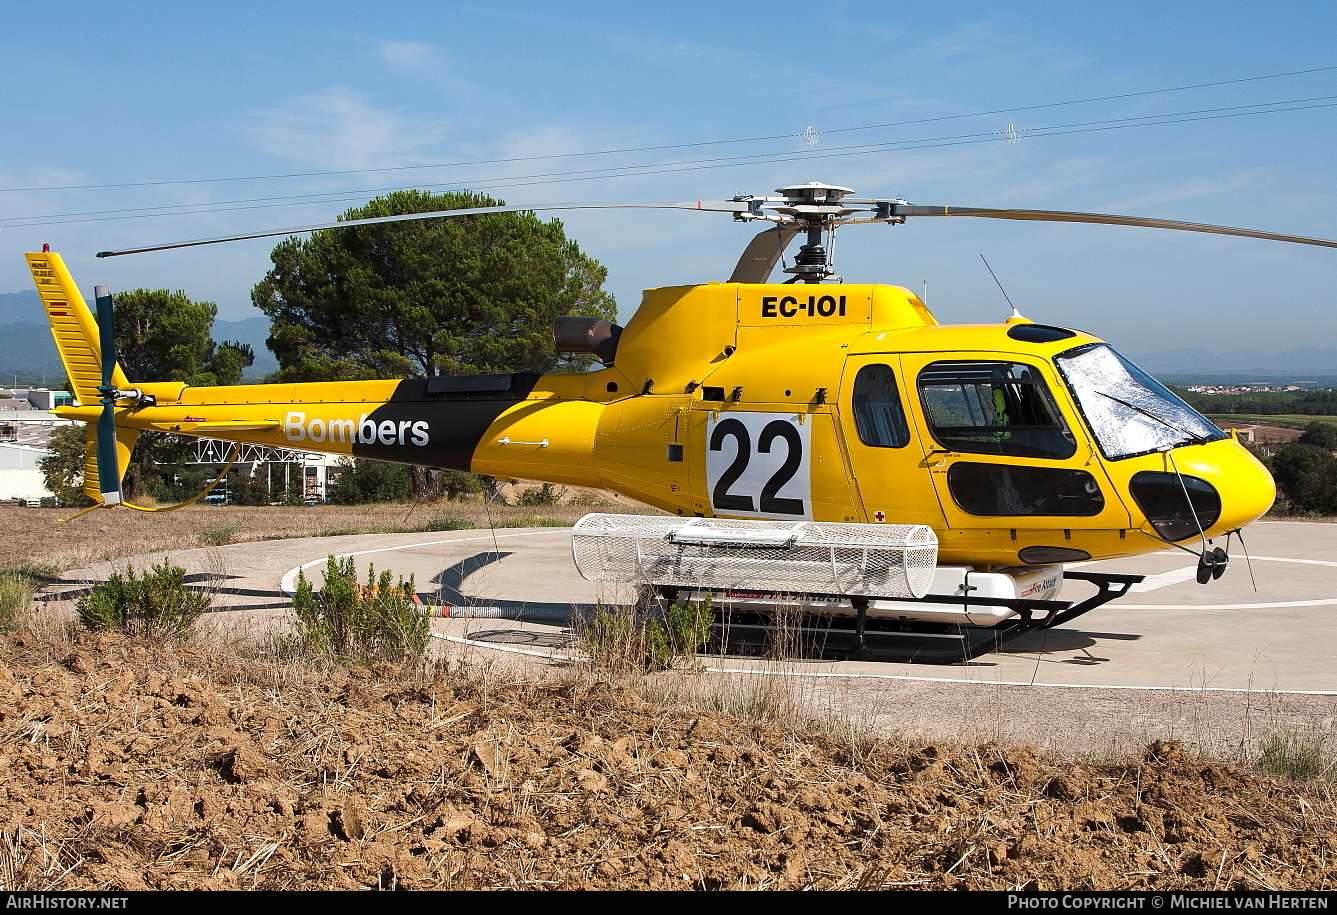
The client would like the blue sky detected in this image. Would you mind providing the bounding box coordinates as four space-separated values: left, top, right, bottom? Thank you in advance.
2 0 1335 357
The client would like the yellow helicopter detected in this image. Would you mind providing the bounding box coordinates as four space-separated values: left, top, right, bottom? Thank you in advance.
25 182 1337 661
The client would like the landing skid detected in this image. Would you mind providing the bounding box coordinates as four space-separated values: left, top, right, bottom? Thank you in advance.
655 570 1144 664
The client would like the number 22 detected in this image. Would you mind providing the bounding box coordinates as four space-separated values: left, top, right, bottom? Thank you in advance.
709 418 805 515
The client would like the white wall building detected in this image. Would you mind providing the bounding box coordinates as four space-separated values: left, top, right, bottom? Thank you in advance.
0 443 54 501
0 406 77 503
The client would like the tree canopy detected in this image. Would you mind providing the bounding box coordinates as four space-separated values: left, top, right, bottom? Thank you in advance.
251 189 617 382
113 289 254 387
327 459 414 505
1297 421 1337 451
1271 443 1337 515
37 423 89 507
40 290 255 505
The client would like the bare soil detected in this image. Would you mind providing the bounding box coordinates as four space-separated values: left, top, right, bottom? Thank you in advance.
0 629 1328 891
2 506 1335 891
1209 421 1307 445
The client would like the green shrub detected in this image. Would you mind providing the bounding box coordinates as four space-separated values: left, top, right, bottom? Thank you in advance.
0 572 37 632
199 526 239 546
292 555 429 667
440 471 487 501
327 459 414 504
581 594 714 673
514 483 563 506
1258 726 1333 782
664 595 715 659
75 561 210 640
424 514 471 532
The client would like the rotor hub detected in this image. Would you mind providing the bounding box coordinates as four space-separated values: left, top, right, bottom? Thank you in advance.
774 182 855 207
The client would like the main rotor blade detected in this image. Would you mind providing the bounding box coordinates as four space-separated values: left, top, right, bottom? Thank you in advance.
729 225 802 283
890 205 1337 249
96 200 750 257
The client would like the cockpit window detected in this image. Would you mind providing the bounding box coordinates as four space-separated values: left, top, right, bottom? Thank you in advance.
917 361 1077 460
1054 343 1226 460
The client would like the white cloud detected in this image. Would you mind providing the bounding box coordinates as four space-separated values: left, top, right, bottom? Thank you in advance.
378 40 437 72
1106 171 1270 215
249 88 450 172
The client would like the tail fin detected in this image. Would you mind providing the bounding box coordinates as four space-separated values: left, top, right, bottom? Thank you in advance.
26 252 128 407
79 425 139 504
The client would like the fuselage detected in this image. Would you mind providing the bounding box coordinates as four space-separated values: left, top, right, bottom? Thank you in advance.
57 281 1274 568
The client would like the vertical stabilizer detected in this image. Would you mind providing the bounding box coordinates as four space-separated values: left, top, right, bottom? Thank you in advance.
26 252 129 407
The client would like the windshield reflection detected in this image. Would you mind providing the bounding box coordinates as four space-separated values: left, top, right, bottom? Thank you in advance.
1054 344 1225 460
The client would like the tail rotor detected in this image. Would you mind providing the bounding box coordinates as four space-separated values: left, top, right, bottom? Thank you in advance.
93 285 123 506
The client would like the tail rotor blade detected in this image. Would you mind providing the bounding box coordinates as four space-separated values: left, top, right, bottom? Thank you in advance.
93 285 122 505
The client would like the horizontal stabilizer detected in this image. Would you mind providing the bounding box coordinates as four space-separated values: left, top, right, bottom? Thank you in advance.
147 420 282 434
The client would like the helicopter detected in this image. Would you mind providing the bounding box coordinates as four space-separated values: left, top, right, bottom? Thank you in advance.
24 181 1337 662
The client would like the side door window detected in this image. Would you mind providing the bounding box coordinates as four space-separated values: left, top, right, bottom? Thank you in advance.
851 363 910 448
838 359 946 527
918 361 1076 460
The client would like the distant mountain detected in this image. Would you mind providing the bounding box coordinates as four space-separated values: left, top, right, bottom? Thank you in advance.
0 291 277 379
0 322 62 379
213 316 278 378
0 289 42 326
1128 346 1337 380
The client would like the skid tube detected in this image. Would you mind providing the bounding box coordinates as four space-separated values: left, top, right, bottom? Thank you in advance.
656 570 1145 664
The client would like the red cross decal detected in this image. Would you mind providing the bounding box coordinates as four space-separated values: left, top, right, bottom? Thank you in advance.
873 511 886 522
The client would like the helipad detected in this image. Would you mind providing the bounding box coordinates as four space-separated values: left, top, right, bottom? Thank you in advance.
261 519 1337 694
46 519 1337 755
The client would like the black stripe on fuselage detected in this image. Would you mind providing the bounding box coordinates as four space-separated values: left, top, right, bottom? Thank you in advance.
351 372 542 471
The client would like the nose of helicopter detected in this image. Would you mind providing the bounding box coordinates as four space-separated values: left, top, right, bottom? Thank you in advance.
1215 444 1278 532
1165 440 1277 536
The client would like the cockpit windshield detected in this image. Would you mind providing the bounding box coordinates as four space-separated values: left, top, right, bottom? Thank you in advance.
1054 343 1226 460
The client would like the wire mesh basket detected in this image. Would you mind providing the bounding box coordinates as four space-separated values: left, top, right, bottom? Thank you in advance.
571 514 938 599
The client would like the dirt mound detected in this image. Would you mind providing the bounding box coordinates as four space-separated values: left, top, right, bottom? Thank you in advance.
0 631 1331 891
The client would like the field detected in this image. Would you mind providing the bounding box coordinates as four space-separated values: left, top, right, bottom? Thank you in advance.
0 496 631 578
1 504 1335 890
1209 414 1337 432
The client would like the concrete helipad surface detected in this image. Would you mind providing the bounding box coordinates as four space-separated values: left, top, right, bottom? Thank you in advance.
255 520 1337 694
44 519 1337 756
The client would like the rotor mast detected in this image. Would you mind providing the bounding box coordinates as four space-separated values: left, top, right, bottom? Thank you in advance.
775 182 851 283
732 182 856 283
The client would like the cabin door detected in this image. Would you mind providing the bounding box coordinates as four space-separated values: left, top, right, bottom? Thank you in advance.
835 356 948 528
900 353 1130 535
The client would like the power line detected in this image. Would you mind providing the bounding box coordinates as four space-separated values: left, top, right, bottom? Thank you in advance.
1 64 1334 194
6 95 1335 229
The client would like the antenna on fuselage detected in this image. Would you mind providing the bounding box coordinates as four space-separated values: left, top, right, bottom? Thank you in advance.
980 255 1028 323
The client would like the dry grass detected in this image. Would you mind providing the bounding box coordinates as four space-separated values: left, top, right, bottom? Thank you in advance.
0 493 659 576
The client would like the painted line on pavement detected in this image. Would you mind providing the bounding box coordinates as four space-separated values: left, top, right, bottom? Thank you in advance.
279 528 572 596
